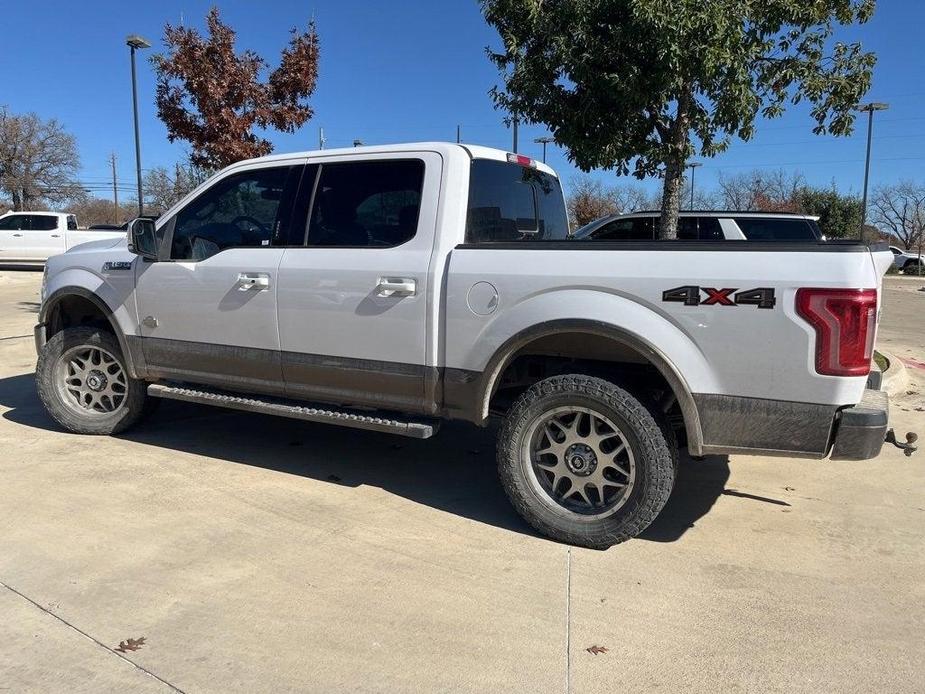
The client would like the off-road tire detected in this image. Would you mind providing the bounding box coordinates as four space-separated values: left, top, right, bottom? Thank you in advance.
36 327 149 435
498 374 676 549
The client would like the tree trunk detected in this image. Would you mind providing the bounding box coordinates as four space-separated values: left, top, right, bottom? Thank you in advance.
658 88 693 240
659 158 684 239
11 190 22 212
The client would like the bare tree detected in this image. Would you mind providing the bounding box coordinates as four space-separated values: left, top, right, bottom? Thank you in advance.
869 181 925 249
0 108 81 210
567 175 652 228
68 197 136 227
716 169 805 211
140 164 206 215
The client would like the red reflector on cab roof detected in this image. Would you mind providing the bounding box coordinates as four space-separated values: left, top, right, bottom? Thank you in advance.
507 153 537 168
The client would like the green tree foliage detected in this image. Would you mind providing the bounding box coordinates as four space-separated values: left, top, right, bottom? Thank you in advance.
481 0 877 238
795 186 862 239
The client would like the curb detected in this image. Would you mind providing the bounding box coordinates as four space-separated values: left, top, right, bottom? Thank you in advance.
879 350 910 399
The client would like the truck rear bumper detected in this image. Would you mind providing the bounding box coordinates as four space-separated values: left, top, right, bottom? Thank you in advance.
830 389 889 461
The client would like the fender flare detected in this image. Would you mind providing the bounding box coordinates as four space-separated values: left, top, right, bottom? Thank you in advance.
472 318 704 455
38 286 142 379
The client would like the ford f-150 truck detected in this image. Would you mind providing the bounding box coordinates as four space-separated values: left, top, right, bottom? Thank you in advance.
33 143 896 548
0 211 125 264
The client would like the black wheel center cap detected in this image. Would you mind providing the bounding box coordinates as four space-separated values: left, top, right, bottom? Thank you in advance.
86 370 107 392
565 444 597 476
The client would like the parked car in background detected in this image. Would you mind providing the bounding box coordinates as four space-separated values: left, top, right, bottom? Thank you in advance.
889 245 923 273
573 211 824 241
0 211 126 264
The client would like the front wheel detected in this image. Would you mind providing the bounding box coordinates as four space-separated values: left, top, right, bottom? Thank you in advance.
36 327 150 435
497 375 675 549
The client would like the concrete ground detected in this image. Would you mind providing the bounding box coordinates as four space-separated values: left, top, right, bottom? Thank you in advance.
0 269 922 694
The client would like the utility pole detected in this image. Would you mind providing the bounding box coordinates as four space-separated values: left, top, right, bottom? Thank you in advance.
512 118 519 153
110 153 119 224
858 102 889 240
687 162 703 210
456 124 461 144
319 127 326 150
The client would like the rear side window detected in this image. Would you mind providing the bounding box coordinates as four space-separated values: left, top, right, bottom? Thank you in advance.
29 215 59 231
307 159 424 247
734 217 818 241
67 215 78 230
678 217 723 240
466 159 568 242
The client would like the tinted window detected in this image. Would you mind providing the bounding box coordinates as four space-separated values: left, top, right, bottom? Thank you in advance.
29 215 59 231
592 217 655 240
734 217 818 241
0 215 27 230
171 166 291 260
67 215 78 230
307 160 424 247
466 159 568 242
678 217 723 240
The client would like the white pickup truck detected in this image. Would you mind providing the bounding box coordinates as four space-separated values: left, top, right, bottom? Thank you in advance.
33 143 899 548
0 211 124 264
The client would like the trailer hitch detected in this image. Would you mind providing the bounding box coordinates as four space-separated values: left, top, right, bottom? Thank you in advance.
885 429 918 457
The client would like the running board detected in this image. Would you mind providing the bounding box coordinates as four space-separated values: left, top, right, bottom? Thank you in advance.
147 383 436 439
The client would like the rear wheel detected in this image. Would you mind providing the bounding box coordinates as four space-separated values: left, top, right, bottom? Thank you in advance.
497 374 675 549
36 327 150 435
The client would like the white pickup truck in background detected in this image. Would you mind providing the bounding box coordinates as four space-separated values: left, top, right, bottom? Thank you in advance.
0 211 125 264
33 143 903 548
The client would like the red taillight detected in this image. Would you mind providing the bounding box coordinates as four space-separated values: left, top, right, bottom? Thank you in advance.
796 288 877 377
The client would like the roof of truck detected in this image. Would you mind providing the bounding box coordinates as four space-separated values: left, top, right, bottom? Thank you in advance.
230 142 558 177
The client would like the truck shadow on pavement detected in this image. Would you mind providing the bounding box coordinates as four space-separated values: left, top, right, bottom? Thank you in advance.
0 371 730 544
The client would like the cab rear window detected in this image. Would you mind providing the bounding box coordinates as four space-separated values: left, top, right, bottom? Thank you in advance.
466 159 569 242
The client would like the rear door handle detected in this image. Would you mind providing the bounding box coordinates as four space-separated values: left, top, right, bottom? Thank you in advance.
237 272 270 291
376 277 416 297
12 233 23 237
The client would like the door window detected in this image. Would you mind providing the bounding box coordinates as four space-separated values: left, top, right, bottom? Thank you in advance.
28 215 59 231
0 215 27 230
678 217 724 240
170 166 292 260
306 160 425 247
592 217 655 240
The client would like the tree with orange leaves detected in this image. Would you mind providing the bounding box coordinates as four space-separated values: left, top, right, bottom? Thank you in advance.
152 7 319 170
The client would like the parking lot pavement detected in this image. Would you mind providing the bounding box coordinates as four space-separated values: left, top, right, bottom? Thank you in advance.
1 268 923 693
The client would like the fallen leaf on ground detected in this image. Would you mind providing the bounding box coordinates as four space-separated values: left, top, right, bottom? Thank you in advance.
114 637 146 653
783 486 795 491
586 645 608 655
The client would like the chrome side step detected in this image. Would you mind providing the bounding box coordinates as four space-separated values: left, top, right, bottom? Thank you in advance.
147 383 436 439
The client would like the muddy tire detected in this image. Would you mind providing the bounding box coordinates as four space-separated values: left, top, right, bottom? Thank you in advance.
36 327 149 435
498 375 676 549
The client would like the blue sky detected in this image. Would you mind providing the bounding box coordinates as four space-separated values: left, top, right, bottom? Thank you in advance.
2 0 923 201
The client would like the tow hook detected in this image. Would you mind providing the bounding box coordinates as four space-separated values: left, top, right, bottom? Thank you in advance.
885 429 919 457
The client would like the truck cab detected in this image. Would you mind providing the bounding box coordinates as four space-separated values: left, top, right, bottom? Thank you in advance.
0 211 123 264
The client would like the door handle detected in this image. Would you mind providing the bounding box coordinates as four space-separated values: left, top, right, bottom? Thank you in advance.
51 234 61 238
237 273 270 291
13 233 22 237
376 277 416 297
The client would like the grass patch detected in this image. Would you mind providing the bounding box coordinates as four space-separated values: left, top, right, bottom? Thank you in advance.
874 351 889 372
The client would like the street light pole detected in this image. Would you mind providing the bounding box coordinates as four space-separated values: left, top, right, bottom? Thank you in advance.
534 136 554 163
126 34 151 217
858 102 889 240
687 162 703 210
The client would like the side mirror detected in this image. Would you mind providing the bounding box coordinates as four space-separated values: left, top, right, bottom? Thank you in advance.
127 217 158 259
